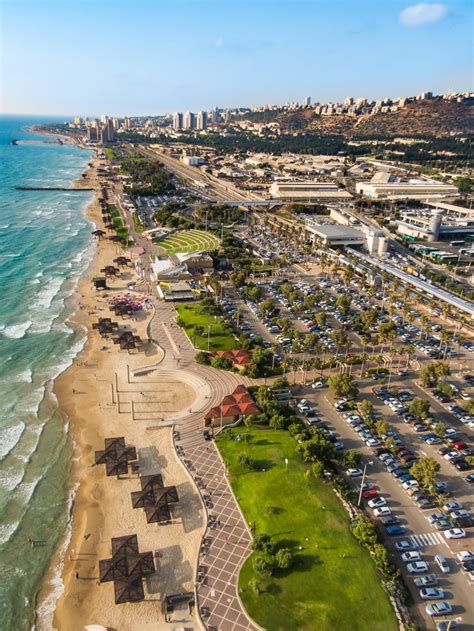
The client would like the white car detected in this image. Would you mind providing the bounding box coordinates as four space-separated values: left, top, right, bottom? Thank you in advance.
368 497 387 508
407 561 430 574
401 551 422 563
311 381 324 389
444 528 466 539
457 550 474 562
366 438 381 448
402 480 419 490
346 468 363 477
374 506 392 517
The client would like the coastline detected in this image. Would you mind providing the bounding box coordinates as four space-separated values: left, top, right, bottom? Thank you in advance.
33 157 103 629
35 145 205 631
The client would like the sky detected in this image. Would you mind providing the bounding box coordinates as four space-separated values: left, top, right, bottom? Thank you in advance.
1 0 473 116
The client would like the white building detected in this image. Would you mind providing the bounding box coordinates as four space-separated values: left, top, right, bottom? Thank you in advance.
196 111 208 130
269 181 352 201
172 112 183 130
183 112 195 130
356 180 458 200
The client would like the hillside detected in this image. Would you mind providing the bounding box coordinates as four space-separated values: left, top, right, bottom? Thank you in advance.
246 100 474 138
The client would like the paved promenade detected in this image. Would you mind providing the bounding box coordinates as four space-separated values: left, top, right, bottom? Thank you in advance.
147 300 260 630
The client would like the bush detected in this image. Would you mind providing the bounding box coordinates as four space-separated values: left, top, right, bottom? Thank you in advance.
312 461 326 479
275 547 293 569
195 351 210 365
253 554 275 576
252 533 275 554
238 453 258 470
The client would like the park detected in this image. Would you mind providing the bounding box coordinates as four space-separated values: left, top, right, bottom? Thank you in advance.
217 427 398 631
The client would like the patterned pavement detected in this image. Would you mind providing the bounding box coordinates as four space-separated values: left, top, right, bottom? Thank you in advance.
147 300 261 630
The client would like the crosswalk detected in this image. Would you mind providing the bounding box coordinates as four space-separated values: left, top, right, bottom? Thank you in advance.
409 532 447 548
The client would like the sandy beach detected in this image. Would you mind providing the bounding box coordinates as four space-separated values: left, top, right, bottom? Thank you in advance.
35 159 205 631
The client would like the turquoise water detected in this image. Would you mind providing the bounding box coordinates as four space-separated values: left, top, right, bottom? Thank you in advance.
0 116 94 630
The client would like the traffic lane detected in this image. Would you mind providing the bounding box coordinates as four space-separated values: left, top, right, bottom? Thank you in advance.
304 390 473 628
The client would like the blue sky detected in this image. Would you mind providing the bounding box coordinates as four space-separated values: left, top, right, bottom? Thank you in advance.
1 0 472 116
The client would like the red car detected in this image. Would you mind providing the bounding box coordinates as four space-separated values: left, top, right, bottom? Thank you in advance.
454 440 467 451
363 489 379 500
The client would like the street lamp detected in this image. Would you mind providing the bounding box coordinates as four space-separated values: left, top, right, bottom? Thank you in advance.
357 461 374 507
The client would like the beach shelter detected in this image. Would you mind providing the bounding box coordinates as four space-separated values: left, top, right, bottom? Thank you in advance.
144 499 172 524
111 534 139 557
139 474 164 492
99 551 154 582
105 458 129 477
113 577 145 604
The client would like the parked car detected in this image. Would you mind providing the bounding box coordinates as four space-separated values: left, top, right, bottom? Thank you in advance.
395 540 415 551
414 574 438 587
444 528 466 539
346 468 363 477
386 525 406 536
419 587 445 600
368 497 387 508
401 551 421 563
434 555 450 574
407 561 430 573
426 602 452 617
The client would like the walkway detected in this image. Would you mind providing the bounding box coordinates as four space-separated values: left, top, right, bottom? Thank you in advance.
146 300 260 630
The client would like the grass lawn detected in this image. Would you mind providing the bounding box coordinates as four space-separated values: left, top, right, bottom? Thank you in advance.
217 427 398 631
159 229 220 255
176 303 237 351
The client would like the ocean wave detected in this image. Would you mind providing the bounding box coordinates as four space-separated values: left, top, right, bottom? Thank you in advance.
0 471 24 492
0 252 21 258
0 223 11 229
0 320 33 339
15 368 33 384
31 277 64 311
0 421 26 460
34 480 79 631
0 520 20 546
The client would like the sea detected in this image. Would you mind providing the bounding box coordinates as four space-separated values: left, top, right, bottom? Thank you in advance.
0 115 95 630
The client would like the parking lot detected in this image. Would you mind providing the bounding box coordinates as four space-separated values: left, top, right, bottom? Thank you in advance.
290 381 473 629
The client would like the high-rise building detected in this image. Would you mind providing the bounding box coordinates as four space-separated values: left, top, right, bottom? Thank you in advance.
183 112 195 130
303 96 311 107
172 112 183 130
106 117 115 142
112 117 121 129
124 117 132 129
86 126 98 142
196 111 208 130
74 116 82 126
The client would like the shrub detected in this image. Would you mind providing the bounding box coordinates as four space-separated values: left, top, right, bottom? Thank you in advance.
195 351 210 365
253 554 275 576
275 547 293 569
238 453 258 471
252 533 275 554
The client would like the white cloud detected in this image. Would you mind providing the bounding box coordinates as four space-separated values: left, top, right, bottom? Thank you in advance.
399 3 448 27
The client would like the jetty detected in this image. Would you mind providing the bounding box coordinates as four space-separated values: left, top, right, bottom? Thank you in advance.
15 186 94 191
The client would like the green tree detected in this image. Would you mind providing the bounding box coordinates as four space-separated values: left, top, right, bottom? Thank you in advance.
358 399 374 418
409 398 430 420
328 373 359 398
375 421 390 436
253 554 275 576
275 547 293 569
410 457 440 489
352 515 378 548
372 543 394 577
434 422 448 438
238 453 257 470
312 461 325 479
252 534 275 554
342 450 362 469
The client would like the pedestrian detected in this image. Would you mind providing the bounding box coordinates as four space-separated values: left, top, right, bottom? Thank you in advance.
225 536 228 544
75 571 80 580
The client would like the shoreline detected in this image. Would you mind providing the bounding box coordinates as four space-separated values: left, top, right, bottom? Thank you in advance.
33 155 103 629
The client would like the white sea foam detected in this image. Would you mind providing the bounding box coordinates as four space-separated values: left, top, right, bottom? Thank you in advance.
0 421 26 459
0 520 20 546
34 480 79 631
0 471 24 492
15 368 33 383
31 277 63 311
0 223 10 229
0 320 33 339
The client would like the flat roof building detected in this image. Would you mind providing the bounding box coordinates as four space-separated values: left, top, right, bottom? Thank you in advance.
356 180 458 200
305 219 365 247
269 181 352 201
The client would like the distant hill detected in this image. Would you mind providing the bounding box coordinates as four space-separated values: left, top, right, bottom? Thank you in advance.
244 100 474 138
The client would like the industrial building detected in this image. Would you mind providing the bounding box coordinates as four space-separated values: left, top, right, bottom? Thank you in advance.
356 179 458 200
396 207 474 242
305 220 365 247
269 181 353 201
